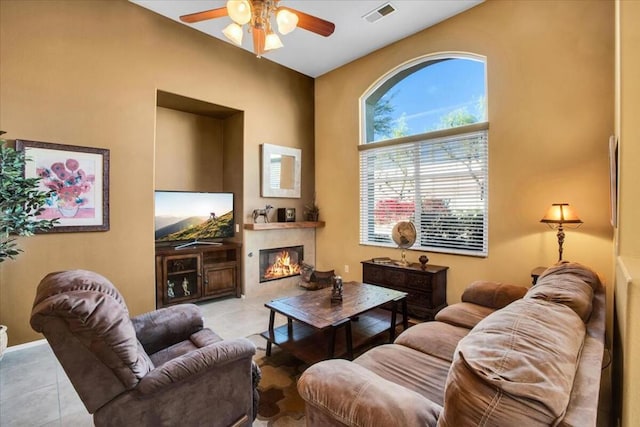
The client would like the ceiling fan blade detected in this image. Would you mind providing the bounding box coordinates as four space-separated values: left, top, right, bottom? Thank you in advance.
279 7 335 37
180 7 228 24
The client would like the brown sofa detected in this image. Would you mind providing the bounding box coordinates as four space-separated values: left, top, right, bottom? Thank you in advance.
298 262 605 426
30 270 260 427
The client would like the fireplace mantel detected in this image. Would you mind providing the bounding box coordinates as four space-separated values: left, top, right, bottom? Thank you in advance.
244 221 325 231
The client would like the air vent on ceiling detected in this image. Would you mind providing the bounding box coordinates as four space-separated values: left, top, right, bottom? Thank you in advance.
363 2 396 23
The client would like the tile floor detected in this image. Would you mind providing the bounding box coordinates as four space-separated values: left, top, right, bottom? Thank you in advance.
0 286 304 427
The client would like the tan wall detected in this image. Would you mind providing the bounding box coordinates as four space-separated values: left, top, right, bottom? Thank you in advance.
315 1 614 300
155 107 224 192
0 0 314 345
618 2 640 258
615 1 640 425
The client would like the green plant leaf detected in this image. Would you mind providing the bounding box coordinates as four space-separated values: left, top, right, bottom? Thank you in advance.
0 132 59 262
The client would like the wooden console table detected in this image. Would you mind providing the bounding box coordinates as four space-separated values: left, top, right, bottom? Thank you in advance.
361 260 448 320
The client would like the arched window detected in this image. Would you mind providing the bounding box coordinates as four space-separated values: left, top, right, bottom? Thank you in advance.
359 54 489 256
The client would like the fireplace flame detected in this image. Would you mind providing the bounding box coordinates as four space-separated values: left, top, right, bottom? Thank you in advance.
264 250 301 279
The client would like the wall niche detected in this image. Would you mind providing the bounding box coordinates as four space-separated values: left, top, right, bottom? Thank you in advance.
154 90 245 239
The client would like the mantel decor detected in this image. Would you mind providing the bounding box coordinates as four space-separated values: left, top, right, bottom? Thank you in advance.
16 139 110 232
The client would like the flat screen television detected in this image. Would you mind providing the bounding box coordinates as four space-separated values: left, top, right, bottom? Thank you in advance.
154 191 234 248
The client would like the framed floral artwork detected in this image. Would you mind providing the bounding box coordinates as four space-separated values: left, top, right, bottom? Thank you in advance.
16 140 110 232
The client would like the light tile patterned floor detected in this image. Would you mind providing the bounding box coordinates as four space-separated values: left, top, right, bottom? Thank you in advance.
0 286 304 426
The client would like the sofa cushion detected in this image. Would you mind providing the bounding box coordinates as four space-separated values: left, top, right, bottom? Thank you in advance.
438 298 586 427
526 280 593 323
461 280 528 309
394 321 469 362
537 262 602 292
299 359 442 427
434 302 495 329
527 262 601 322
355 344 451 406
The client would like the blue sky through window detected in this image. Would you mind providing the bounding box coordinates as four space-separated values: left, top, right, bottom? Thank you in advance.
371 58 486 141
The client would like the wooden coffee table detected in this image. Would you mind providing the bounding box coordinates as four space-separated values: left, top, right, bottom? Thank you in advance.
260 282 408 364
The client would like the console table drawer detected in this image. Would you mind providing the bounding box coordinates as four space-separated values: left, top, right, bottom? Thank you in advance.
361 260 448 320
406 272 434 289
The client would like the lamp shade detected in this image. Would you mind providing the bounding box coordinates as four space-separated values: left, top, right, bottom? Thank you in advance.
227 0 252 25
540 203 583 225
222 23 244 46
276 9 298 35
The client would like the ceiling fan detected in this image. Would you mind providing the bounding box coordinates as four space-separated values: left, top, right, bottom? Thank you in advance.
180 0 335 57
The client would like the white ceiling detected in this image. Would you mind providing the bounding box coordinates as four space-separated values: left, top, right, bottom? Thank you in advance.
130 0 483 78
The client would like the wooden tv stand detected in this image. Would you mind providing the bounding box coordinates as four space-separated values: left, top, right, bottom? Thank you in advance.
155 242 241 308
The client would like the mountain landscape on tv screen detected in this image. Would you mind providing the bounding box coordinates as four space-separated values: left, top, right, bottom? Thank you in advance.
155 211 233 241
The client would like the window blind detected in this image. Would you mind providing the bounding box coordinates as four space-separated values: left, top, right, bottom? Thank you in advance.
359 127 488 256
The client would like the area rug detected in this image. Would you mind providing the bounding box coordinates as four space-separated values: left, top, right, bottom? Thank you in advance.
246 334 308 427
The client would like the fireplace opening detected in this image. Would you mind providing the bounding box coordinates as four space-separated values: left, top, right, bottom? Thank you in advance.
259 245 304 283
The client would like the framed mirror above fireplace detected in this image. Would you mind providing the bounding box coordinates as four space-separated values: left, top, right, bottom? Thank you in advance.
261 143 301 198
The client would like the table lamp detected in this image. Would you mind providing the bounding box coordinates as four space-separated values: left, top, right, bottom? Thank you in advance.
540 203 583 262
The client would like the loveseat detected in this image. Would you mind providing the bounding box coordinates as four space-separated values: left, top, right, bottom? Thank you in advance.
298 262 605 426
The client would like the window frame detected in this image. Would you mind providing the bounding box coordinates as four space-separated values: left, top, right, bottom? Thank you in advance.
359 53 489 257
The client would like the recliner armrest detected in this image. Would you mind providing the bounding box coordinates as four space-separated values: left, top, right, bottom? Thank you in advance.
132 304 204 355
298 359 441 427
136 338 256 395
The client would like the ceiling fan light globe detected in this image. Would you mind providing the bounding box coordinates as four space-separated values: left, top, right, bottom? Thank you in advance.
223 23 244 46
227 0 252 25
264 32 283 51
276 9 298 35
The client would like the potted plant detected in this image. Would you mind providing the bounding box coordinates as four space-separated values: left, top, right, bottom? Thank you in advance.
304 195 320 222
0 131 58 358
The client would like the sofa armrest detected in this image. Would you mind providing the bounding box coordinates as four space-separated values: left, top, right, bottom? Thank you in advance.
461 280 527 309
298 359 441 427
132 304 204 355
136 338 255 395
435 302 496 329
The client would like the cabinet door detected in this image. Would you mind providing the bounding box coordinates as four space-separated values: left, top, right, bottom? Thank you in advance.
203 265 237 297
163 254 202 305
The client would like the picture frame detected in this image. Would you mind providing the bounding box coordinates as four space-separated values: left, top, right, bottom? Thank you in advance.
16 139 110 232
609 135 618 228
261 143 301 198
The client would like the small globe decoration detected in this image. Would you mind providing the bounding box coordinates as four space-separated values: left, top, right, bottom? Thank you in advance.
391 221 416 266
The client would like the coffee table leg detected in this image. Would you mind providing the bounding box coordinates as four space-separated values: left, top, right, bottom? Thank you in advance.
266 309 275 356
328 319 352 359
390 300 398 342
402 297 409 330
345 321 353 360
328 326 336 359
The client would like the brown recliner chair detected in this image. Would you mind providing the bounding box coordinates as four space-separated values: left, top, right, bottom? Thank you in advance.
30 269 260 427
